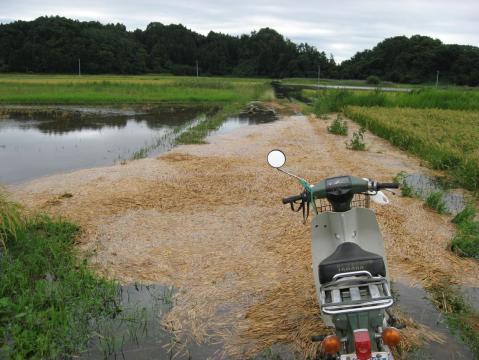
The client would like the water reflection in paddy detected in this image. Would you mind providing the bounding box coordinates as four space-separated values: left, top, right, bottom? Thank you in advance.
0 106 277 184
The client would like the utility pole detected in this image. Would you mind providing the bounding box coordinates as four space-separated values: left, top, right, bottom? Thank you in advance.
317 63 321 97
78 58 81 76
436 70 439 87
196 60 199 78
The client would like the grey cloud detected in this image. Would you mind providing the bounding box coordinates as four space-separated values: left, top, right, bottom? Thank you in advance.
1 0 478 62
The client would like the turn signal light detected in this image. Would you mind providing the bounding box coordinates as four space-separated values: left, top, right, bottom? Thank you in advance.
382 327 401 346
322 335 341 354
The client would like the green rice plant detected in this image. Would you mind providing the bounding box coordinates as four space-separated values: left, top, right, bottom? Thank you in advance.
346 127 366 151
0 75 270 105
176 102 245 144
312 87 479 112
452 204 477 225
425 191 448 214
451 204 479 259
0 191 24 249
327 114 348 136
131 147 149 160
344 106 479 191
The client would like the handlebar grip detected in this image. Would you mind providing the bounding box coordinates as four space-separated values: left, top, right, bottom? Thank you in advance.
377 182 399 189
282 194 303 204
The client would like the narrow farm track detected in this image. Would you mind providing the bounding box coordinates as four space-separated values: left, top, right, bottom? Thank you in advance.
10 114 479 358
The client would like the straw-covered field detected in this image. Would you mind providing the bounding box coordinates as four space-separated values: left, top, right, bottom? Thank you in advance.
0 74 271 104
9 112 479 358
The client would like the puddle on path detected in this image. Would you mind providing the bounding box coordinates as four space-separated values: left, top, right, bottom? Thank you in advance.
402 174 468 215
393 282 475 359
213 114 278 136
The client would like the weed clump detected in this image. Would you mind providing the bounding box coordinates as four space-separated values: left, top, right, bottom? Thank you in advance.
327 114 348 136
346 127 366 151
0 191 24 249
425 191 448 214
451 204 479 259
393 172 415 197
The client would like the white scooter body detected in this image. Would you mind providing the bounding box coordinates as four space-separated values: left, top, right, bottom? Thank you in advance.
311 207 390 326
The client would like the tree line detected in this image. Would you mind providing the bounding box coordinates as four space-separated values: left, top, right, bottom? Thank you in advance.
0 16 477 85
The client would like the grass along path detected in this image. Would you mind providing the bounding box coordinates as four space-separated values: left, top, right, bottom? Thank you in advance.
0 193 118 359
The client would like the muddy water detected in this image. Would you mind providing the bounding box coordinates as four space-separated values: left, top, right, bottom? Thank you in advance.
82 283 295 360
82 283 221 360
0 106 277 184
394 282 475 359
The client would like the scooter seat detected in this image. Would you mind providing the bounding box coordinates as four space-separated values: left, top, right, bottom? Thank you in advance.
319 242 386 284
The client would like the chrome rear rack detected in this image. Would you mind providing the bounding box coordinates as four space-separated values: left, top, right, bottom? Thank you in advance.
320 271 393 315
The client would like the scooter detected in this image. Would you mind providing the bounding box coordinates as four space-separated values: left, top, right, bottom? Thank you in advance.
267 150 402 360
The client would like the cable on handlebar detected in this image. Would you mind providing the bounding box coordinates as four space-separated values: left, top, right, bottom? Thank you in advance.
286 192 309 223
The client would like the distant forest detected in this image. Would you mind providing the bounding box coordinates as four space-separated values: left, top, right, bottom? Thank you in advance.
0 16 478 85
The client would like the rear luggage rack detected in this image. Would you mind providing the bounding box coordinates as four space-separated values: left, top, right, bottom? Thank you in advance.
320 271 393 315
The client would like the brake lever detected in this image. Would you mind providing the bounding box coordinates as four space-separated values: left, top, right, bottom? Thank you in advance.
289 200 304 212
302 200 310 224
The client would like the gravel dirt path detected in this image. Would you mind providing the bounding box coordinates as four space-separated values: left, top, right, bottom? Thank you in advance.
9 114 479 358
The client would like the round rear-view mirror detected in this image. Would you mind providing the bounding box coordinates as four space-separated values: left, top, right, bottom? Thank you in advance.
267 150 286 168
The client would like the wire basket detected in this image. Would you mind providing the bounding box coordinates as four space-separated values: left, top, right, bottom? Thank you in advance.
315 194 370 213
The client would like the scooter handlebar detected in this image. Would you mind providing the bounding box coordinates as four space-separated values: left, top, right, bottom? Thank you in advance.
282 194 303 204
376 182 399 190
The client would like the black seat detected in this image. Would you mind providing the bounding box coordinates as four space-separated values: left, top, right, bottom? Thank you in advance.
319 242 386 284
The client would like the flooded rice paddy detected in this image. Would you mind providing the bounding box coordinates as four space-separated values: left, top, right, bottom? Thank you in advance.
0 106 277 184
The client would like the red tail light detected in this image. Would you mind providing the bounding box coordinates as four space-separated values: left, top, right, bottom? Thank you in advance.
354 329 372 360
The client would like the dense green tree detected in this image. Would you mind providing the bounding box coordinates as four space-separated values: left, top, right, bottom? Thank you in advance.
340 35 479 85
0 17 477 85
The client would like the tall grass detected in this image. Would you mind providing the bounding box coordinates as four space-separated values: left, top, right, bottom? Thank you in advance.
425 191 448 214
0 193 119 358
0 191 23 249
451 205 479 259
313 88 479 113
344 106 479 191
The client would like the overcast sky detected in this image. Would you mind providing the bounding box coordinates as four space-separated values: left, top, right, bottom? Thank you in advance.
1 0 478 62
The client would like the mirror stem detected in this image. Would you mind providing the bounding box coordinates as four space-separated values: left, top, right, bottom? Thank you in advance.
277 167 305 182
